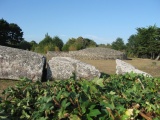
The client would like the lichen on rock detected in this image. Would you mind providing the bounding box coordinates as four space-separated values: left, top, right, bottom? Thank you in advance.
0 45 46 81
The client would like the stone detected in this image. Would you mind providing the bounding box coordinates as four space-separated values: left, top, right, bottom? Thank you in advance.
116 59 152 77
0 45 46 81
47 57 101 80
47 47 127 60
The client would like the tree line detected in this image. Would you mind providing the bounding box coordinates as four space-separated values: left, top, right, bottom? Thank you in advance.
0 19 160 59
0 18 23 47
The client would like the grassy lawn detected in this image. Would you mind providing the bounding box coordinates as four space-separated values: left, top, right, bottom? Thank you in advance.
0 58 160 97
80 58 160 77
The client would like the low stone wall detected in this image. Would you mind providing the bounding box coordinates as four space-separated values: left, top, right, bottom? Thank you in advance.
47 47 127 60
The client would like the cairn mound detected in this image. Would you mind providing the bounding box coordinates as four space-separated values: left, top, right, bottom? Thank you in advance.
47 47 127 60
71 47 126 60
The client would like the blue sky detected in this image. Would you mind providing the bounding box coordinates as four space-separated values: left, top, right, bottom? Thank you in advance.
0 0 160 44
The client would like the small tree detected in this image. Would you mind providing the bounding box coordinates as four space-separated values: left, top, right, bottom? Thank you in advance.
84 38 97 48
63 38 76 51
62 44 69 51
18 40 31 50
52 36 64 51
29 40 38 51
69 45 77 51
36 33 53 53
111 38 126 51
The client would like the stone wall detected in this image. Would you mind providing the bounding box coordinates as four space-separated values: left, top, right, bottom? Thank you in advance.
47 47 127 60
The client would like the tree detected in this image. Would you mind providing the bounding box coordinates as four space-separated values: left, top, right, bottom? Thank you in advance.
35 33 54 53
39 33 52 45
8 23 23 45
155 28 160 60
62 44 69 51
98 43 111 48
66 38 76 45
63 38 76 51
0 19 23 46
75 37 85 50
63 37 97 51
111 38 125 51
35 34 64 53
126 34 139 57
136 25 160 59
126 25 160 59
29 40 38 51
0 19 9 45
52 36 64 51
18 40 31 50
84 38 97 48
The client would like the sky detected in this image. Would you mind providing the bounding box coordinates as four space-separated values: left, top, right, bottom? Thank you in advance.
0 0 160 44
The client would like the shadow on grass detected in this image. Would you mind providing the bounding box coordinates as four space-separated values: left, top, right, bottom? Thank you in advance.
100 72 110 79
126 58 132 60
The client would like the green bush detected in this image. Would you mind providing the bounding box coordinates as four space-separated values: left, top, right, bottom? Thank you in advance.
0 73 159 120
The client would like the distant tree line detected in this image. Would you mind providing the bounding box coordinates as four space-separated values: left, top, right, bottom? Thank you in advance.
0 19 160 59
98 25 160 60
127 25 160 59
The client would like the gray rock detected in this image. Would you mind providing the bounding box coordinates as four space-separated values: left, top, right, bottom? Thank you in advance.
47 57 101 80
0 45 46 81
116 59 152 77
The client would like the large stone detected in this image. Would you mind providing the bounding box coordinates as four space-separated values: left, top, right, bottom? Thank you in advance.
0 45 46 81
116 59 152 77
47 57 101 80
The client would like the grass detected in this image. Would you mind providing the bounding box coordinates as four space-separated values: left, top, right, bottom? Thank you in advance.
0 80 19 98
80 58 160 77
0 58 160 97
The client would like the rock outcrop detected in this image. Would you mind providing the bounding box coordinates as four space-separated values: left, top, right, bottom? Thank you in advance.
47 57 101 80
116 59 152 77
0 45 46 81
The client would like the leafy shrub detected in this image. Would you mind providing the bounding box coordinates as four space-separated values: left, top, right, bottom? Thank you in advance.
0 73 159 120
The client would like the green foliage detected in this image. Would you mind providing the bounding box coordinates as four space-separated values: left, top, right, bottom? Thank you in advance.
52 36 64 51
126 34 138 57
62 44 70 51
111 37 126 51
0 74 159 119
0 18 23 47
35 34 64 53
29 40 38 51
126 25 160 59
83 38 97 48
18 40 31 50
63 37 97 51
98 43 112 48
